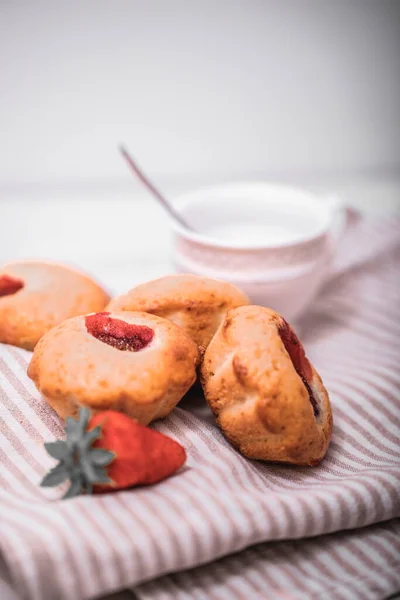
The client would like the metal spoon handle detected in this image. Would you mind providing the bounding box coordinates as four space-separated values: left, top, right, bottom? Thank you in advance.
119 145 194 231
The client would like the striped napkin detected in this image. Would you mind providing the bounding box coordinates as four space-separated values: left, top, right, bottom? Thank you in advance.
135 520 400 600
1 215 399 600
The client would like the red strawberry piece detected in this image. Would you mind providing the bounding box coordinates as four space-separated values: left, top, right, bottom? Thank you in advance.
89 411 186 491
0 274 24 297
85 312 154 352
278 318 319 417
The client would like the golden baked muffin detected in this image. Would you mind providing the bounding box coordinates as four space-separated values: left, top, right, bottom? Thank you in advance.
107 274 250 349
28 311 199 425
0 261 109 350
201 305 332 466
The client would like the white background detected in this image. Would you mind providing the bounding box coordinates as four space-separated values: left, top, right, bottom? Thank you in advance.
0 0 399 188
1 0 399 282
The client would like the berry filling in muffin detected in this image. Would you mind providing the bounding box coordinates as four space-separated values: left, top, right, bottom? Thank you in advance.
278 319 320 417
86 312 154 352
0 274 24 297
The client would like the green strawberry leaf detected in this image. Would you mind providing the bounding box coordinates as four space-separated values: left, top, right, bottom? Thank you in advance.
44 441 68 460
81 426 101 448
92 465 112 485
88 448 115 467
78 407 91 433
81 457 103 484
40 463 69 487
65 416 80 444
65 408 91 445
63 476 84 499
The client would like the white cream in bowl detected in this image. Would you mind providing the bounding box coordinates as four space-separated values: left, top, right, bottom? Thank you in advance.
169 182 347 321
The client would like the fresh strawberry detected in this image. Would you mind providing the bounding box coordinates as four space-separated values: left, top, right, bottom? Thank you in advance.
90 411 186 491
40 408 186 498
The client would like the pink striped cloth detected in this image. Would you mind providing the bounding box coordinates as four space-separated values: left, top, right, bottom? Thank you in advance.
135 520 400 600
1 215 400 600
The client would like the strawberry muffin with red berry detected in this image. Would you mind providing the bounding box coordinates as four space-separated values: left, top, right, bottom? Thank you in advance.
28 311 199 425
201 305 332 466
0 261 109 350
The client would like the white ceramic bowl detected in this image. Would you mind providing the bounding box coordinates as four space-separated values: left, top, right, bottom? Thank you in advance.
169 182 347 321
